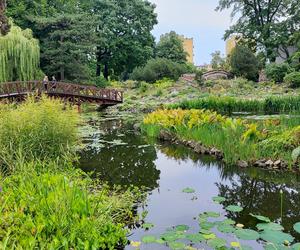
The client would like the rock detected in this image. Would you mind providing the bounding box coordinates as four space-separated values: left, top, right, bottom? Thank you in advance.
237 160 248 168
159 130 174 141
194 144 208 154
254 160 267 168
274 160 282 166
265 160 274 167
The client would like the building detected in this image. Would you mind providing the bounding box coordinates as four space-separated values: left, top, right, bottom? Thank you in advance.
179 36 194 64
225 35 241 56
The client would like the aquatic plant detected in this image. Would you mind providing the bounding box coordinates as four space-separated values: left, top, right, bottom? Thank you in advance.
168 95 300 115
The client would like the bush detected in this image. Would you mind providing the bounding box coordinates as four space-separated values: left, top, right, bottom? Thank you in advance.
0 168 141 249
130 58 187 83
95 76 110 88
229 45 260 81
265 63 292 83
0 96 79 170
284 71 300 88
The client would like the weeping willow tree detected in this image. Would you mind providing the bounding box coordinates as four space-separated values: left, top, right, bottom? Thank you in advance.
0 24 40 82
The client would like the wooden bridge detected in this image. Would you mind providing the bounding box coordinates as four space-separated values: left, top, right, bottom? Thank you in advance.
0 81 123 106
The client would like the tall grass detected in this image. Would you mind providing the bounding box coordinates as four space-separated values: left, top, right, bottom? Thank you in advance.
168 95 300 114
0 96 79 171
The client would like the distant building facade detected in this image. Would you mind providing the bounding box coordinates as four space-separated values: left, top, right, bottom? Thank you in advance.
179 36 194 64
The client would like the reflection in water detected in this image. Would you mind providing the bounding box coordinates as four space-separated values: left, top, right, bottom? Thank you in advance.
79 113 160 190
79 112 300 249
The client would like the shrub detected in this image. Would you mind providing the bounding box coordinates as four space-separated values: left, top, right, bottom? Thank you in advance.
95 76 110 88
284 71 300 88
229 45 260 81
130 58 187 83
265 63 292 83
0 168 141 249
0 96 79 170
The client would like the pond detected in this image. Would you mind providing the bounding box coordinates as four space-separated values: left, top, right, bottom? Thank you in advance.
79 112 300 250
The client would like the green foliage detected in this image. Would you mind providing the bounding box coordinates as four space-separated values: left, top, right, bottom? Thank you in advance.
265 63 293 83
95 76 110 88
168 95 300 115
131 58 187 83
217 0 299 62
284 71 300 88
156 31 187 63
210 50 225 70
0 169 139 249
0 96 79 170
230 45 259 81
0 24 40 82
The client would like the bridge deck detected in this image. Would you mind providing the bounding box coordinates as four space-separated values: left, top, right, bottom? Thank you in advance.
0 81 123 105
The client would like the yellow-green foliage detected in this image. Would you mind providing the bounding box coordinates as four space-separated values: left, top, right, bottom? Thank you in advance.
143 109 300 165
0 165 140 249
0 24 40 82
0 96 79 170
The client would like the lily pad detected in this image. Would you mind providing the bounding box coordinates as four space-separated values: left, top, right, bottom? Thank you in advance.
205 211 220 218
226 205 243 212
222 219 236 225
200 221 215 230
217 224 236 233
231 242 241 248
142 223 154 230
292 243 300 250
207 238 227 249
241 245 253 250
175 225 189 232
212 196 226 203
264 243 290 250
182 187 195 193
202 233 216 240
250 213 271 223
186 233 205 243
161 232 178 242
256 223 284 231
235 229 260 240
156 239 165 244
293 222 300 233
168 241 186 250
142 235 156 243
260 230 295 244
199 229 212 235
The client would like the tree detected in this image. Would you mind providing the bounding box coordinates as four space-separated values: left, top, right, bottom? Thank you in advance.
230 45 260 81
210 51 225 69
216 0 300 62
90 0 157 80
156 31 187 64
0 0 10 35
33 14 96 81
0 24 40 82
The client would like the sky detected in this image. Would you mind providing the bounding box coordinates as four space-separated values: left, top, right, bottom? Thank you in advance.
149 0 233 65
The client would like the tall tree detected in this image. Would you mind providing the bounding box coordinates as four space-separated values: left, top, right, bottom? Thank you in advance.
156 31 187 64
0 0 10 35
89 0 157 80
0 24 40 82
216 0 300 62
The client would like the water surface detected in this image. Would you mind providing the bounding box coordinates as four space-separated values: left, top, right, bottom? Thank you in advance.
79 112 300 250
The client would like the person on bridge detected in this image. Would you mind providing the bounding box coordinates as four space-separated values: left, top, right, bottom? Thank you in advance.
43 76 49 91
51 76 57 89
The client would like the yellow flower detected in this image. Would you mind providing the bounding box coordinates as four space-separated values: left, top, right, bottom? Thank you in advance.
130 241 141 248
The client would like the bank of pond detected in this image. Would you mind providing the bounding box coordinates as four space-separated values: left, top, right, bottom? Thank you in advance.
0 97 300 249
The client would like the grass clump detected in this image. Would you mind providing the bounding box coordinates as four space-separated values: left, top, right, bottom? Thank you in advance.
142 109 300 166
168 95 300 115
0 96 79 170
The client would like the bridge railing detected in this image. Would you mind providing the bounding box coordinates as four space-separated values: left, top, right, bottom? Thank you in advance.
0 81 123 103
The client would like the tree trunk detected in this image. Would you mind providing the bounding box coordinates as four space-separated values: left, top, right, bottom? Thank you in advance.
0 0 10 35
96 47 101 77
60 35 65 80
104 63 109 80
